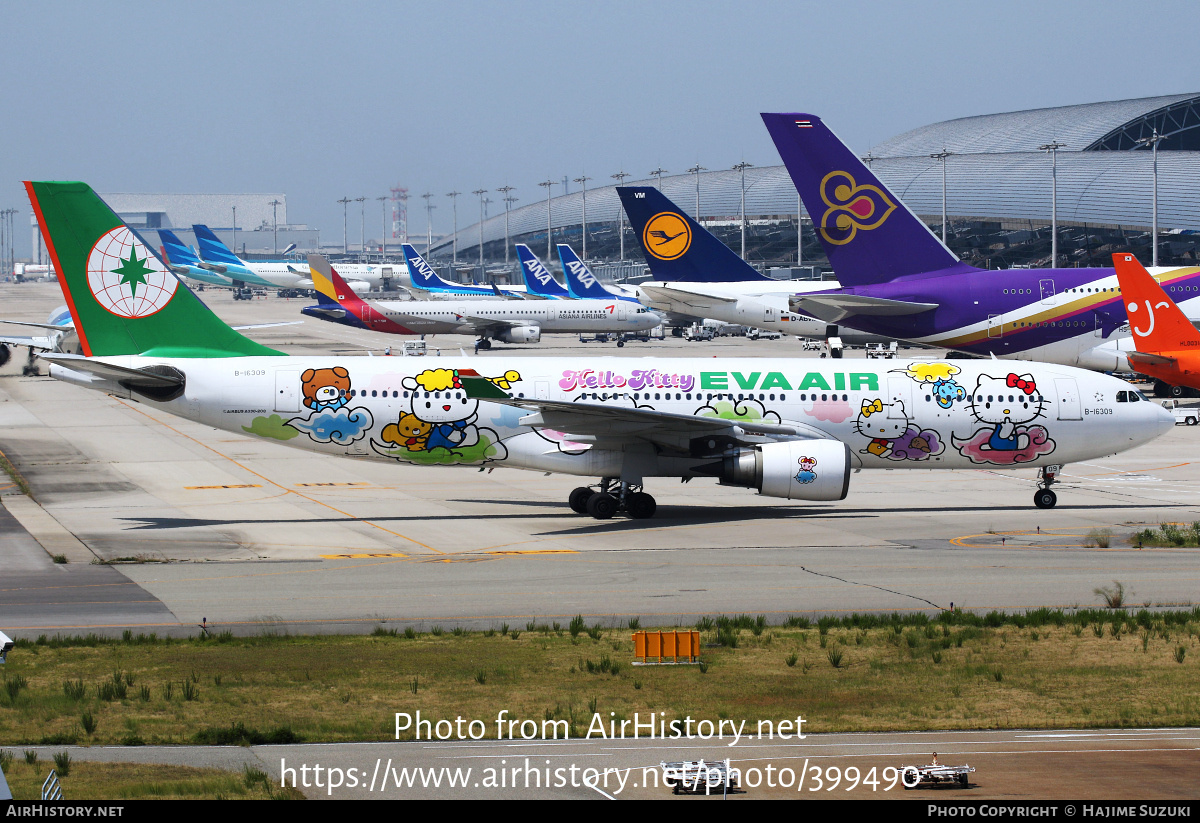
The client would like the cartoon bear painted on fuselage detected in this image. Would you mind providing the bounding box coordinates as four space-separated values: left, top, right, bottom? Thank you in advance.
301 367 351 412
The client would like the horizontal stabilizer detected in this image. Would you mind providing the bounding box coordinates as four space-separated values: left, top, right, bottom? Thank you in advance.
39 354 183 387
1128 351 1178 367
789 293 938 323
639 284 738 313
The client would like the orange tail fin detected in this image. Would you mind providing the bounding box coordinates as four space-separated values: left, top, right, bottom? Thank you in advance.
1113 252 1200 353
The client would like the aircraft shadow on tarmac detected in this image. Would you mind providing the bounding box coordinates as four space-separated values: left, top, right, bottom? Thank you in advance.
114 501 1172 535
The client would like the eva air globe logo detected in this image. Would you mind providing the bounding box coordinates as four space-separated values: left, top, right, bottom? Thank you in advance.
86 227 178 318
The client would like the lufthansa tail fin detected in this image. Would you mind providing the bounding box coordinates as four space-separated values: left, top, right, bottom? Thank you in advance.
192 224 245 267
515 244 569 298
761 113 964 286
25 182 281 358
616 187 770 282
1113 253 1200 353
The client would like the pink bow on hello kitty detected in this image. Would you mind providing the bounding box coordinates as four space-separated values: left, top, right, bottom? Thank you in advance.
1006 374 1036 395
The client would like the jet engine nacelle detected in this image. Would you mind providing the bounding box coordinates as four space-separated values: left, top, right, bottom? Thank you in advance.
719 439 851 501
496 326 541 344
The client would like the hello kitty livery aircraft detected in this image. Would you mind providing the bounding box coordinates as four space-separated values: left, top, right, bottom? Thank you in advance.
27 182 1172 518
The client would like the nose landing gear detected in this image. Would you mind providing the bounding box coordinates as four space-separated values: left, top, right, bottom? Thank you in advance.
568 478 657 520
1034 464 1061 509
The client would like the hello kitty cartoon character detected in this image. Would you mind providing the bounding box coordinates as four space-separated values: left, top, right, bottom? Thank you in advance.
951 372 1056 465
854 398 910 459
402 368 481 451
973 373 1043 452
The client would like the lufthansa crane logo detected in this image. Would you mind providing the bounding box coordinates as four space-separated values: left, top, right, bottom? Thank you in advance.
818 170 897 246
642 212 691 261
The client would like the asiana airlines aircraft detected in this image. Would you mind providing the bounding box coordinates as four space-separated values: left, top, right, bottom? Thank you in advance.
26 182 1172 518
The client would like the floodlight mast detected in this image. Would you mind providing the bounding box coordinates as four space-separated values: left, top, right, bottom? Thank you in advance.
337 197 351 255
269 199 281 255
497 185 516 266
473 189 488 269
538 180 555 262
574 175 591 260
732 161 753 259
1136 129 1168 267
930 149 954 245
611 171 630 261
1039 142 1067 268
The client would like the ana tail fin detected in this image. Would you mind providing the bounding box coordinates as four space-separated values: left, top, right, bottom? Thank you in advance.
515 244 569 297
556 244 615 298
616 187 770 282
25 182 281 358
1113 252 1200 352
761 113 964 285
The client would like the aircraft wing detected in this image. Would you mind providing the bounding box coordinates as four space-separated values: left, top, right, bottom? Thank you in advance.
456 314 531 334
788 294 938 323
38 354 184 388
1128 351 1177 367
492 285 525 301
0 319 72 332
230 321 303 331
639 284 738 313
459 369 831 451
0 333 63 351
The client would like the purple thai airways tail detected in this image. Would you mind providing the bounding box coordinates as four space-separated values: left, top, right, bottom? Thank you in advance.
761 113 963 286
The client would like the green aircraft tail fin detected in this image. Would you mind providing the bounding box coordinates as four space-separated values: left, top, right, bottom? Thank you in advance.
25 181 283 358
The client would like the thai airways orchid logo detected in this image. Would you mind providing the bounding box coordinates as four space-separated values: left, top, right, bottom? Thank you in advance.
642 212 691 261
86 227 178 318
818 170 897 246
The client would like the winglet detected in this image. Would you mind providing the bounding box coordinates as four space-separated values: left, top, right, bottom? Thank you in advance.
457 368 512 400
1113 252 1200 352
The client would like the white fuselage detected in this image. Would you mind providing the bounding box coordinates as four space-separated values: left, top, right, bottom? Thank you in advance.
48 356 1171 494
374 299 661 335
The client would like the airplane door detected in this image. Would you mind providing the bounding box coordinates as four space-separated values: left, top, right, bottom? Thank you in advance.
617 303 627 321
535 381 550 400
988 314 1003 338
886 376 913 418
1054 378 1082 420
1040 279 1057 305
275 370 300 413
1094 312 1105 338
764 305 777 324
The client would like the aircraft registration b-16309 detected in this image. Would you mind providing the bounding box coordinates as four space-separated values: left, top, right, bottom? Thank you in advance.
26 181 1172 517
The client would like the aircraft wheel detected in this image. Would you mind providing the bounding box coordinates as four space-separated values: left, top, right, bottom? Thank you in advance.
626 492 656 519
617 340 625 348
587 492 617 520
0 345 9 368
568 487 593 514
1033 489 1057 509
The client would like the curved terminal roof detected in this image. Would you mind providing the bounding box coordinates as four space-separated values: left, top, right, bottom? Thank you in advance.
872 93 1200 156
430 94 1200 257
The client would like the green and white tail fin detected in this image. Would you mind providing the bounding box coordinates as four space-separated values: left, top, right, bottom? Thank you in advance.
25 181 283 358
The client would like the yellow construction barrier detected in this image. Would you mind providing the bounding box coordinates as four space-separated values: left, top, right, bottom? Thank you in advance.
632 630 700 664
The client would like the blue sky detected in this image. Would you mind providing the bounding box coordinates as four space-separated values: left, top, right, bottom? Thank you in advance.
3 0 1197 255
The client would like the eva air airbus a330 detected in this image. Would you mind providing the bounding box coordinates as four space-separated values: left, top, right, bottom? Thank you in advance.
26 182 1172 517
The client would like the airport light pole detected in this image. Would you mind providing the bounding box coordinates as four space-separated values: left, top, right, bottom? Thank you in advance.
473 189 488 270
337 197 351 255
687 164 706 222
650 167 667 192
497 185 515 266
446 191 461 266
1038 142 1067 268
611 171 630 261
860 152 877 170
573 175 590 260
231 205 237 257
421 193 435 256
797 193 803 268
538 179 554 262
732 161 753 260
356 197 366 257
377 196 388 259
1137 129 1168 267
268 199 281 255
930 149 954 245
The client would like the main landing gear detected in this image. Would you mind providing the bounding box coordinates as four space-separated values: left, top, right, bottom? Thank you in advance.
474 337 493 353
1033 464 1061 509
568 478 657 520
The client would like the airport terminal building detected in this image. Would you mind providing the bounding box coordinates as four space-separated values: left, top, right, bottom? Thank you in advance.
430 93 1200 279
